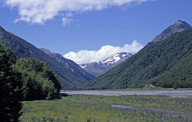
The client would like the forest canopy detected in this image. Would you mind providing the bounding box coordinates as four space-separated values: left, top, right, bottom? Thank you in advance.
13 58 61 100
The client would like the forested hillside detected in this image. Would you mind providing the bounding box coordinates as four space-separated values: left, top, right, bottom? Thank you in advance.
0 26 91 89
84 30 192 89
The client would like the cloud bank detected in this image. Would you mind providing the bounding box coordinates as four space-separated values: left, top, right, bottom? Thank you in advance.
4 0 152 24
64 40 143 64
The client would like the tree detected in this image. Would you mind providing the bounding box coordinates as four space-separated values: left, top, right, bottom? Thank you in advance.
13 58 61 100
0 44 23 122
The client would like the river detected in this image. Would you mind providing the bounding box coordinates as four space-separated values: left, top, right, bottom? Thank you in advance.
61 90 192 98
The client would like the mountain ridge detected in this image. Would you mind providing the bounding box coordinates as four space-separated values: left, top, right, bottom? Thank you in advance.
0 26 92 89
40 48 94 81
80 52 132 77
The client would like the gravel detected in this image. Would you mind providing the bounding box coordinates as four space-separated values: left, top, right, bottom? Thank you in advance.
61 90 192 98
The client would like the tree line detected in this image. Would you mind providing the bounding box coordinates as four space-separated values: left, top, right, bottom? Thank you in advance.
0 44 61 121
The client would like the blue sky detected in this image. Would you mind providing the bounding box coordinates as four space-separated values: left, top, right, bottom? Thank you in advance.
0 0 192 64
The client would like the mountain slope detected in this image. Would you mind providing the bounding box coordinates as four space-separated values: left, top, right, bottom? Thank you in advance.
80 52 132 77
148 31 192 88
152 20 192 43
84 21 192 89
0 26 91 89
148 51 192 88
40 48 94 81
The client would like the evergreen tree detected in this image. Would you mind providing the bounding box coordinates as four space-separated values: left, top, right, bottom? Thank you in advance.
0 44 23 122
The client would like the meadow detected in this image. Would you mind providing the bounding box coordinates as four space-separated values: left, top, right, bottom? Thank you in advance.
20 95 192 121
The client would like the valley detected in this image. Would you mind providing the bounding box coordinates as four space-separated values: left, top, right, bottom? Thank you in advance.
1 1 192 121
1 20 192 90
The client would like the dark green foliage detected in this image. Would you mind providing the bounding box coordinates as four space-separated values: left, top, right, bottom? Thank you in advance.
13 58 61 100
0 44 23 122
0 26 92 90
148 52 192 88
85 30 192 89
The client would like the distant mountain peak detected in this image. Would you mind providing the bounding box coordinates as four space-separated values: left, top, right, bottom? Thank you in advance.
100 52 132 66
175 20 188 25
152 20 192 43
80 52 132 77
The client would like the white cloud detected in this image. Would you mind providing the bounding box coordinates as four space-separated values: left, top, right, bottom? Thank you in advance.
64 40 143 64
62 17 72 26
4 0 153 24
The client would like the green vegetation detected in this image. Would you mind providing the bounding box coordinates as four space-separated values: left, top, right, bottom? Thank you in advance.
0 26 92 90
0 44 23 121
13 58 61 100
0 44 61 121
20 95 192 121
85 30 192 89
149 52 192 88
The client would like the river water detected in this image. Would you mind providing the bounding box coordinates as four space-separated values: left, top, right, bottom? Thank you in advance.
111 105 137 109
61 90 192 98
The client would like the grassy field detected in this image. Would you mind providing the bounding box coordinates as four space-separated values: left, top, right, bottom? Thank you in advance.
20 95 192 121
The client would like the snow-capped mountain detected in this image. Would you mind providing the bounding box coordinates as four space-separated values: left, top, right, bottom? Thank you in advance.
80 52 132 77
100 52 131 65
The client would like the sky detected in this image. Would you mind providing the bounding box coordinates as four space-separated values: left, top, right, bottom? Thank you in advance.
0 0 192 64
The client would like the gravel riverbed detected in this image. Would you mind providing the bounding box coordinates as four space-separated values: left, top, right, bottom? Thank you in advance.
61 90 192 98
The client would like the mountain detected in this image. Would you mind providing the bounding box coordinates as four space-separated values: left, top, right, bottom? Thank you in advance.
148 48 192 88
80 52 132 77
152 20 192 43
40 48 94 81
0 26 93 90
84 20 192 89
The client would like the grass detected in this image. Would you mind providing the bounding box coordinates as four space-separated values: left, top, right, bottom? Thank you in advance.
20 95 192 121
